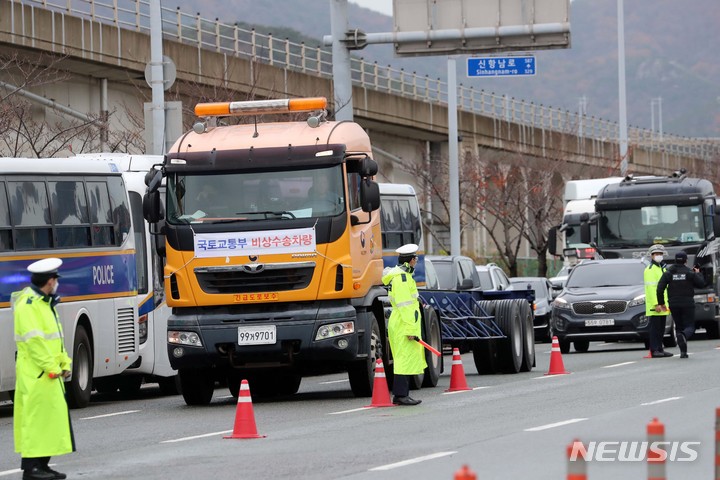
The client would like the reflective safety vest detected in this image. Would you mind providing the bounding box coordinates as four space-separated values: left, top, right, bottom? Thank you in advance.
382 265 427 375
644 263 669 317
13 286 74 458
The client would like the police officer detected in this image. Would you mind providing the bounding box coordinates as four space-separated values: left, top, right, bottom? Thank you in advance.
644 244 672 358
382 244 426 406
13 258 74 480
656 251 705 358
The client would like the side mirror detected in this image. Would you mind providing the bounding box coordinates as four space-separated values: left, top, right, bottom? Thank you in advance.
143 191 164 223
548 226 558 256
145 169 163 193
360 157 378 177
360 179 380 212
460 278 474 290
580 222 591 244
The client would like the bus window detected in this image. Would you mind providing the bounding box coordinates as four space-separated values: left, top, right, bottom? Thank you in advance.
87 181 115 246
0 182 11 251
9 180 51 250
50 180 90 248
129 192 148 295
108 177 131 245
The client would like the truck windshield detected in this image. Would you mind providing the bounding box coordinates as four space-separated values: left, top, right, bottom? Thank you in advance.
598 205 705 247
166 166 344 224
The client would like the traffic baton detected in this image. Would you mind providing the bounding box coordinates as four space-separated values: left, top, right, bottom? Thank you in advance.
414 336 441 357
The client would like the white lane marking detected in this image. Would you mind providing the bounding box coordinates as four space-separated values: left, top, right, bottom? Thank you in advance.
80 410 140 420
328 407 374 415
369 451 457 471
524 418 588 432
442 387 489 395
641 396 682 406
319 379 349 385
161 430 233 443
532 374 568 380
602 361 636 368
0 469 22 477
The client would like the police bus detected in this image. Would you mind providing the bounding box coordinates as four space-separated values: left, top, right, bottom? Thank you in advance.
0 157 140 408
75 153 178 395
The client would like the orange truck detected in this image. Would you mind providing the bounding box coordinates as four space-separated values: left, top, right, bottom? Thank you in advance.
143 97 442 405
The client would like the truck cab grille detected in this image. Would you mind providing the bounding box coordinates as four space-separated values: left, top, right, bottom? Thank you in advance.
195 262 315 294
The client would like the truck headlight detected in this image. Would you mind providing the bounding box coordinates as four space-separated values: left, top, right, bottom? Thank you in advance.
315 321 354 340
552 298 571 310
168 331 203 347
628 294 645 307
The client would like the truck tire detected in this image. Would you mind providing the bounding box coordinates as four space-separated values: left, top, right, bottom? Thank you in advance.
66 325 93 409
348 316 381 397
158 375 181 396
179 368 214 405
421 307 442 388
495 300 524 374
518 300 535 372
472 301 498 374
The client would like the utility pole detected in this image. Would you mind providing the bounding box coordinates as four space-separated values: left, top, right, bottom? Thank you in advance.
617 0 629 175
329 0 353 121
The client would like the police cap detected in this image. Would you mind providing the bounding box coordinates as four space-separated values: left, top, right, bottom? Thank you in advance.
27 258 62 278
648 244 667 255
395 244 419 256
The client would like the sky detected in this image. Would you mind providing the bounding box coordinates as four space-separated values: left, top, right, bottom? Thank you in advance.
350 0 393 16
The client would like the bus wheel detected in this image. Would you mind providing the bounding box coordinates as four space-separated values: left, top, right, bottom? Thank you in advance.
67 326 93 409
179 368 214 406
348 317 381 397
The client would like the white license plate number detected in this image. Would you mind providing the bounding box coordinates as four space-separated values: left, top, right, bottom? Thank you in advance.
237 325 277 345
585 319 614 327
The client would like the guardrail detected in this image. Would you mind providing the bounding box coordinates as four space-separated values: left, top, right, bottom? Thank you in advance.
15 0 720 161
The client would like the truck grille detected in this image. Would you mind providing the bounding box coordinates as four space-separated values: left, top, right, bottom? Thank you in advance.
195 262 315 294
572 301 628 315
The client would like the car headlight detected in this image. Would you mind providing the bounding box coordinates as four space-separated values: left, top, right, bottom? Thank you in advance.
168 331 203 347
552 297 571 310
628 294 645 307
315 321 354 340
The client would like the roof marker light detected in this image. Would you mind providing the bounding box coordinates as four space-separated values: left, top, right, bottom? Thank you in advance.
195 97 327 117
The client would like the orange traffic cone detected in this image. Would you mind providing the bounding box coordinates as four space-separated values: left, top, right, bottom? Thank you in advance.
454 464 477 480
545 336 570 375
446 348 471 392
224 379 266 439
365 358 395 408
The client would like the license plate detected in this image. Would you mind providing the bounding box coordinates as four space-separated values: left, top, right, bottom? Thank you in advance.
234 292 279 303
237 325 277 345
585 319 614 327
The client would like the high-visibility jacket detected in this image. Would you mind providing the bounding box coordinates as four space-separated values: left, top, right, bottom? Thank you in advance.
13 286 74 458
644 262 669 317
382 264 427 375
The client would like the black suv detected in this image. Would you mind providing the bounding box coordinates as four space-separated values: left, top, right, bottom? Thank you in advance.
550 258 675 353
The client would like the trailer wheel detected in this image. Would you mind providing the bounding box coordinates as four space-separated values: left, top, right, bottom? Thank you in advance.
518 300 535 372
472 301 498 374
421 307 442 388
179 368 214 405
66 325 93 409
495 300 524 374
348 316 381 397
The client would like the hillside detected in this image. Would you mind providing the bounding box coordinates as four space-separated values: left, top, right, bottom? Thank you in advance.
164 0 719 138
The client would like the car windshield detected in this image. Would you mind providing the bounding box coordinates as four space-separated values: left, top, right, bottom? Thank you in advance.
166 166 344 224
424 259 440 290
431 261 455 289
566 262 645 288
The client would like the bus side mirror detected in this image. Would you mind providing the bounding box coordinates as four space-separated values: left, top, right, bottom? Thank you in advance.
360 179 380 212
580 222 591 244
145 169 163 193
143 191 164 223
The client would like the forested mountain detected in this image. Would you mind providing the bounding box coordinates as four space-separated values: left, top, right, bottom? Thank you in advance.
164 0 719 137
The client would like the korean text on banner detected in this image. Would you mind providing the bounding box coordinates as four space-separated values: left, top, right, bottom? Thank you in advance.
194 228 316 258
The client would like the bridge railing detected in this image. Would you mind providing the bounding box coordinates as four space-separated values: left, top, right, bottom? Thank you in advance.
19 0 720 160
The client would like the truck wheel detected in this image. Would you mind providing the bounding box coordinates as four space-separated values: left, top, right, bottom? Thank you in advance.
421 307 442 388
472 340 498 374
348 317 381 397
495 300 523 374
179 368 214 405
518 300 535 372
67 325 93 409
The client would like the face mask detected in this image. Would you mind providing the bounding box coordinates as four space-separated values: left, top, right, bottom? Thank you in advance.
653 255 664 263
51 280 59 295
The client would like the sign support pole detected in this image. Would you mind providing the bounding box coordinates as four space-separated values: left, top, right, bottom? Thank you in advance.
448 57 461 256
